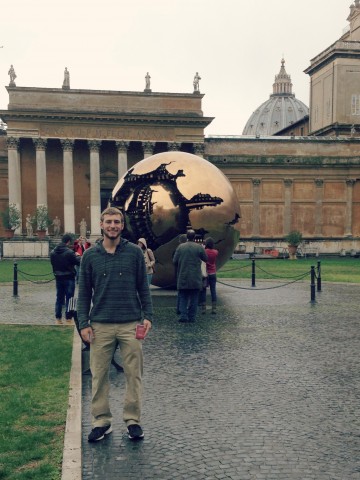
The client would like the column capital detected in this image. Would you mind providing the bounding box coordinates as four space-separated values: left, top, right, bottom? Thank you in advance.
346 178 356 187
252 178 261 186
193 143 205 155
115 140 130 153
168 142 181 151
60 139 75 152
33 138 47 150
88 140 102 152
142 141 155 155
284 179 293 187
6 137 20 149
315 178 324 187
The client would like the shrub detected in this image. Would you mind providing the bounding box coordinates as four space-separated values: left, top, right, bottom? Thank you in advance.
0 203 21 230
285 230 303 246
34 205 52 230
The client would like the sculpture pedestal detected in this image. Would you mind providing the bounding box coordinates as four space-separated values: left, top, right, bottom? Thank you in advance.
2 241 49 258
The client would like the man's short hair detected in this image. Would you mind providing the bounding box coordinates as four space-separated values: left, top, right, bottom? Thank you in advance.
186 229 196 241
100 207 124 222
205 237 215 249
62 233 73 244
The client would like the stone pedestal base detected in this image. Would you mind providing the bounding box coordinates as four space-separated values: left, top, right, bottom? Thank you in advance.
3 241 49 258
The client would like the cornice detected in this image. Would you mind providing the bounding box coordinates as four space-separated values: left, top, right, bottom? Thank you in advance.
5 86 205 99
304 40 360 75
205 135 360 144
208 155 360 167
0 110 214 128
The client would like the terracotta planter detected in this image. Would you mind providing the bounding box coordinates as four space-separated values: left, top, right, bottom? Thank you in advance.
37 229 47 240
288 244 298 260
4 229 14 239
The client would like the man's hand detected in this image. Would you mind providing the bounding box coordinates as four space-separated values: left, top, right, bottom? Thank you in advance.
80 326 94 344
143 319 152 337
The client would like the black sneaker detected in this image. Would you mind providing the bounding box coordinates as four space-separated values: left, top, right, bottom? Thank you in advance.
88 425 112 442
127 424 144 440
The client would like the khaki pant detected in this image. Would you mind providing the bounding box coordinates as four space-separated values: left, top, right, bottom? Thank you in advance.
90 322 143 427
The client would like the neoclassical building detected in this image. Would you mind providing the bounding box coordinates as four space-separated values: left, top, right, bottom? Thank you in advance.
0 88 212 237
1 1 360 254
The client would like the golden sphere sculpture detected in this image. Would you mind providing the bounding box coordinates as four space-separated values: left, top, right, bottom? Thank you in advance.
111 151 240 288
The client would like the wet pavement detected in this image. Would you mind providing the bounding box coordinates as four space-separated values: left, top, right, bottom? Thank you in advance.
1 278 360 479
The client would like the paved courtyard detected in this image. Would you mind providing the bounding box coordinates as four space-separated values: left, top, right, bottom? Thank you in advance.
1 276 360 479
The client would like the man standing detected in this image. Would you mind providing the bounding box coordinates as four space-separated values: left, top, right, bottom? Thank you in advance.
50 233 80 325
77 207 153 442
173 229 207 323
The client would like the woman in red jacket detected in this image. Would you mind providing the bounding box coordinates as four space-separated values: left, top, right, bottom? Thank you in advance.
73 236 91 283
200 237 219 314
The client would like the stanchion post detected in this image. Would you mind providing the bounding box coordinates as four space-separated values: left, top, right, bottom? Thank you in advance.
13 262 18 297
317 261 322 292
310 265 316 303
251 259 256 287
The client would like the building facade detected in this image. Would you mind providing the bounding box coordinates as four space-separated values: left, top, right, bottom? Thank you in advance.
0 88 212 237
1 1 360 254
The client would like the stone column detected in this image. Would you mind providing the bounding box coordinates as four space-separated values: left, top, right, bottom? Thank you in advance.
252 179 261 237
283 179 293 235
6 137 22 233
33 138 48 207
116 141 130 179
60 139 75 233
88 140 102 236
314 179 324 236
142 141 155 159
345 179 356 237
168 142 181 151
194 143 205 158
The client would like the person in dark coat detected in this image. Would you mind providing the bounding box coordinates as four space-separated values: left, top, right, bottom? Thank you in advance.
173 229 207 323
50 233 80 325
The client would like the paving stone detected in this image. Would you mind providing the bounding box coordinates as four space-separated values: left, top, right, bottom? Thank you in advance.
1 279 360 479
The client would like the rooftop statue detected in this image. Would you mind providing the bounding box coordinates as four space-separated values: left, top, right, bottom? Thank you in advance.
62 67 70 89
145 72 151 91
8 65 16 86
193 72 201 93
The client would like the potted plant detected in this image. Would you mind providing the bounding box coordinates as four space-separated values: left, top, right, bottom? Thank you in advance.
285 230 302 259
1 203 21 238
34 205 52 239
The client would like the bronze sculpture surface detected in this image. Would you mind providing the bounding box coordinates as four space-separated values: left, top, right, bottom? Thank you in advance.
112 151 240 288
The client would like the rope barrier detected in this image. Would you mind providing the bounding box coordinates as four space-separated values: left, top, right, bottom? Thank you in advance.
17 268 54 277
11 259 322 303
17 270 55 284
218 271 310 291
255 264 312 280
220 263 252 273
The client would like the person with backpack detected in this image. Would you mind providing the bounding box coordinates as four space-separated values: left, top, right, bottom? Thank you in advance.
50 233 81 325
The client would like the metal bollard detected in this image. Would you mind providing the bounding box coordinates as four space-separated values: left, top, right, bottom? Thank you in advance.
13 262 18 297
317 261 322 292
310 265 316 303
251 259 256 287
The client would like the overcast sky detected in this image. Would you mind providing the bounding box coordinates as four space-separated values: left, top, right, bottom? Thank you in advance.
0 0 351 136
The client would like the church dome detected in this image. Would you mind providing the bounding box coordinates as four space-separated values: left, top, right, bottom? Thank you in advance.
242 59 309 136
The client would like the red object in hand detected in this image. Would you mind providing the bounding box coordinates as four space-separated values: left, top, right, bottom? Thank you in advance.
135 324 146 339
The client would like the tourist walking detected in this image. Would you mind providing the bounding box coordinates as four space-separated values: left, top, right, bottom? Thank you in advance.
77 207 153 442
173 229 207 323
50 233 80 325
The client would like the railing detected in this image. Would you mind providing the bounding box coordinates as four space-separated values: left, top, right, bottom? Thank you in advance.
12 262 55 296
219 259 322 303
